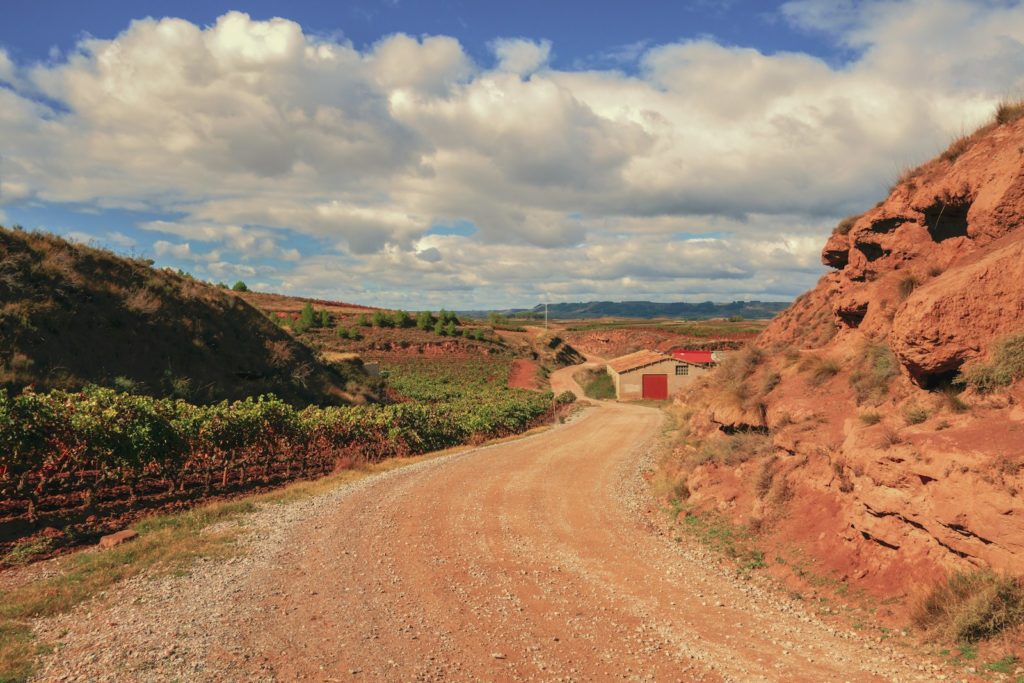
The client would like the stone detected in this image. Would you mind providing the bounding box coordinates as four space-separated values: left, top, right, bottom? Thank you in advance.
99 529 139 549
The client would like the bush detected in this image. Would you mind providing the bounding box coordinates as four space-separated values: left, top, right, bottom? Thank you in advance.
803 356 840 386
578 368 615 400
698 432 774 466
231 281 248 292
957 334 1024 392
995 99 1024 126
415 311 435 330
850 341 899 404
902 403 930 425
834 214 862 236
392 310 413 328
915 570 1024 643
555 390 576 405
859 411 882 425
897 273 920 300
940 134 972 163
372 310 393 328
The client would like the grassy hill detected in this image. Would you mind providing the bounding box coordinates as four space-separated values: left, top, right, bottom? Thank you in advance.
0 227 361 406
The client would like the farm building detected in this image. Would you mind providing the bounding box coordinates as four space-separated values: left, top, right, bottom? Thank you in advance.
606 350 714 400
671 349 728 365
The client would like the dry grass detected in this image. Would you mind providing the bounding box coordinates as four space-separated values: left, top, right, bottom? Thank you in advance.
833 214 862 236
940 134 972 163
801 355 840 386
897 273 920 300
902 403 930 425
957 333 1024 392
697 431 774 466
859 411 882 425
849 341 899 405
915 570 1024 643
995 99 1024 126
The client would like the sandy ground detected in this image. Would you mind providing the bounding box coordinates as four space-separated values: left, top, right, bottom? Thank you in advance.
30 366 950 682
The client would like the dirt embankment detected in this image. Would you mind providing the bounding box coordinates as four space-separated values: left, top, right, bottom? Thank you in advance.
663 113 1024 614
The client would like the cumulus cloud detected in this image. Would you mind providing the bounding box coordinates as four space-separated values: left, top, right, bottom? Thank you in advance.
0 4 1022 306
491 38 552 75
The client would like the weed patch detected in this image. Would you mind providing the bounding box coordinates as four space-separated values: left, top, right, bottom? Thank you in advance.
957 334 1024 392
574 368 616 400
915 570 1024 643
850 341 899 404
676 507 766 575
801 355 840 386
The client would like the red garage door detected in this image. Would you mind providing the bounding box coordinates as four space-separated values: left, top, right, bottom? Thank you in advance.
642 374 668 400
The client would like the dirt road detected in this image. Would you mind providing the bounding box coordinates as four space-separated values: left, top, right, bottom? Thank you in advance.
33 367 943 682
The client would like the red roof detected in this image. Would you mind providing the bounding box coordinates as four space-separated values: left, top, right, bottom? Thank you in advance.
672 349 714 364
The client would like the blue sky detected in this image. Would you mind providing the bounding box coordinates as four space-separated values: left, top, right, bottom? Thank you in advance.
1 1 1022 308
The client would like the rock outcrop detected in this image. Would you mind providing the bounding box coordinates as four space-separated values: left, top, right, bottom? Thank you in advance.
669 113 1024 606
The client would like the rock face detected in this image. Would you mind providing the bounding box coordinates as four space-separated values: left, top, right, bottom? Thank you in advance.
891 234 1024 384
671 115 1024 603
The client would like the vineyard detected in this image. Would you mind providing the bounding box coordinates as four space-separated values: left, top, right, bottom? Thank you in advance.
0 357 564 560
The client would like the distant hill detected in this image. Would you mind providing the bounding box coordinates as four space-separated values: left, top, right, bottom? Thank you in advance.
461 300 790 320
0 227 360 406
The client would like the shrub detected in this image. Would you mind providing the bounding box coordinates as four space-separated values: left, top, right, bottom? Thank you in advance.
356 314 372 327
902 403 930 425
372 310 393 328
319 310 331 328
957 334 1024 392
834 214 861 236
859 411 882 425
760 371 781 395
555 390 576 405
915 570 1024 643
804 356 840 386
698 432 773 466
415 310 435 330
897 273 920 300
577 368 615 400
231 281 248 292
995 99 1024 126
392 310 413 328
941 134 972 163
850 341 899 404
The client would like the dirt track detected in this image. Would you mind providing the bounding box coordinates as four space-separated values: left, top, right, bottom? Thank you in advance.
32 366 944 682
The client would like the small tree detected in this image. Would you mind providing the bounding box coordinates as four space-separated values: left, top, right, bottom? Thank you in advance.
434 320 447 336
392 310 413 328
357 314 372 327
372 310 393 328
445 322 459 337
297 303 316 332
416 310 435 330
231 280 248 292
319 310 331 327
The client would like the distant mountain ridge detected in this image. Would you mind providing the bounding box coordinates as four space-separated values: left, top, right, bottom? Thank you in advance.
461 300 790 320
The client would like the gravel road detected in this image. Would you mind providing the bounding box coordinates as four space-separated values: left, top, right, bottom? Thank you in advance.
31 367 953 682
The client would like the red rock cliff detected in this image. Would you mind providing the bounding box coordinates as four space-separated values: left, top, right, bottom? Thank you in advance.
670 113 1024 602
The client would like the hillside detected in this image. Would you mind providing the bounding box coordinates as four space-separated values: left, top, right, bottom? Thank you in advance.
0 228 360 406
662 108 1024 619
463 300 789 320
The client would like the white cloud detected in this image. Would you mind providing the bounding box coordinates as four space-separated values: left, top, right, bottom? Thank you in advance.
0 49 13 83
0 4 1022 306
491 38 552 75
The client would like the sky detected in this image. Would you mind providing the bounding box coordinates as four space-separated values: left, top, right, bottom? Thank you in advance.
1 1 1022 309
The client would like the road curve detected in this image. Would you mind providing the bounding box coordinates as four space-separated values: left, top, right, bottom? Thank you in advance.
215 396 923 681
32 367 937 682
